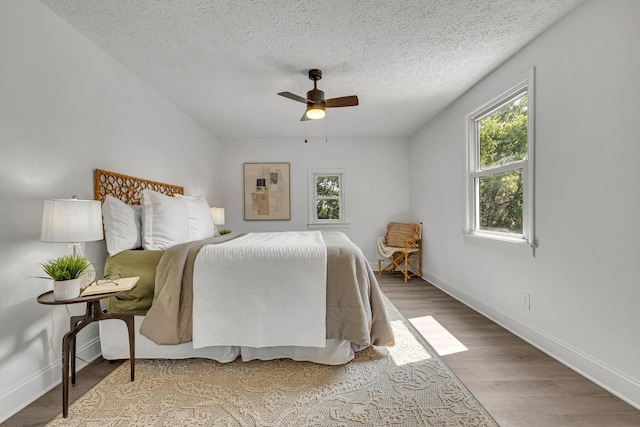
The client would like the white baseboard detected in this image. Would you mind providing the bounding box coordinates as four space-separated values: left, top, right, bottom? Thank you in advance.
0 337 102 423
422 270 640 411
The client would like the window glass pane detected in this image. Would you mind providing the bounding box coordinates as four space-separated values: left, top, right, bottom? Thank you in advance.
316 199 340 220
479 93 528 170
478 169 523 234
316 176 340 197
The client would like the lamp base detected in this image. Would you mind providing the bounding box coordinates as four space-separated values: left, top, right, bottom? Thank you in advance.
69 242 83 257
68 242 96 286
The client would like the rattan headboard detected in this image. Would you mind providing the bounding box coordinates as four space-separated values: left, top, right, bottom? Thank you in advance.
94 169 184 204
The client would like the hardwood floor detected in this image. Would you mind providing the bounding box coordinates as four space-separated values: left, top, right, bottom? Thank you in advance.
378 274 640 427
1 358 123 427
4 274 640 426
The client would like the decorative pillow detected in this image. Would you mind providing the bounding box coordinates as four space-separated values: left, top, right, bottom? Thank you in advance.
174 194 215 241
384 222 421 248
141 189 190 250
101 195 142 256
104 249 164 315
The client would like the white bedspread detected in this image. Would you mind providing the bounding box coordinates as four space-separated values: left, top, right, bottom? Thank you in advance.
192 231 327 349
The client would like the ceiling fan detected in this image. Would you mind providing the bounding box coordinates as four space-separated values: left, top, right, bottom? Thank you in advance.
278 69 359 121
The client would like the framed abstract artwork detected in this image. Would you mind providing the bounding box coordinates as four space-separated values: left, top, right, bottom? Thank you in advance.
243 162 291 220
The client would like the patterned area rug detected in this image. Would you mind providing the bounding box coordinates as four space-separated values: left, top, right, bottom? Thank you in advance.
47 299 498 426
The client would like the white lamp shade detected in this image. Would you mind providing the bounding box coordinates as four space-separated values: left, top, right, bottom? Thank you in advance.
40 199 104 243
210 207 225 225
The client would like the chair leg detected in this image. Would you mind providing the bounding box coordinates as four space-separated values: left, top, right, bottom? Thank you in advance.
379 259 395 275
404 251 409 282
381 251 421 280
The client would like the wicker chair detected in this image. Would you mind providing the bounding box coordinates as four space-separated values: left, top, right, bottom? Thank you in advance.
376 222 422 282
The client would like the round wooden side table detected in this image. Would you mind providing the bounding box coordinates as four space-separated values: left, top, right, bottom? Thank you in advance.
37 287 136 418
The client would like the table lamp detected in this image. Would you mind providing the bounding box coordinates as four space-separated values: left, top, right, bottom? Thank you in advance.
210 207 225 236
40 196 104 257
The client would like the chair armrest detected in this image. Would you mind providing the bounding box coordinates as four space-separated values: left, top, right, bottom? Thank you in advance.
403 237 421 250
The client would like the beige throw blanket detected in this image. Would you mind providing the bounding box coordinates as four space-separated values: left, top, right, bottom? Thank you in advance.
140 231 395 349
139 233 243 344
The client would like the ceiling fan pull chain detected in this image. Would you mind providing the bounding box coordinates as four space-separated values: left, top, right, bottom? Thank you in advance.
305 122 308 143
325 114 328 143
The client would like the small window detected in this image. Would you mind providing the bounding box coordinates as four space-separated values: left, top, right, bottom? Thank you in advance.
465 69 535 251
308 169 348 228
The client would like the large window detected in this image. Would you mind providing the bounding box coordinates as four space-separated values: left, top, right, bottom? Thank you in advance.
466 69 535 251
307 169 347 227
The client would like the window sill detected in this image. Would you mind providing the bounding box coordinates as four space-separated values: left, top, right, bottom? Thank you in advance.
307 222 350 230
463 232 535 257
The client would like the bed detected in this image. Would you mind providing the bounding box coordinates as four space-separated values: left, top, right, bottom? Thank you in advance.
94 169 394 365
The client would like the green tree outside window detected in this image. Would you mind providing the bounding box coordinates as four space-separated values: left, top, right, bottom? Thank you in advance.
477 94 528 234
316 175 340 220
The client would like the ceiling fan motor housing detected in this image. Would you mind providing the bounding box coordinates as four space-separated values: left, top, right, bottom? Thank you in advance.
307 88 325 104
307 69 324 103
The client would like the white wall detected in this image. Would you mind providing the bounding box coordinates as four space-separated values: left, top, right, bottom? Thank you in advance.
0 0 222 421
409 0 640 408
219 137 411 262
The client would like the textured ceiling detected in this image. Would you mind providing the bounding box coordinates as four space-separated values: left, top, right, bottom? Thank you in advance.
40 0 583 141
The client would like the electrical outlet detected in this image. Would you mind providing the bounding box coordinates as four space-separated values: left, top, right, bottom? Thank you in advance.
522 292 531 310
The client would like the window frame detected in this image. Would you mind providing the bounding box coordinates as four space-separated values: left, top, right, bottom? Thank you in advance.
464 69 536 255
307 168 349 229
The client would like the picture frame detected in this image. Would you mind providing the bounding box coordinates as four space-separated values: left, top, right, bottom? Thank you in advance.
243 162 291 220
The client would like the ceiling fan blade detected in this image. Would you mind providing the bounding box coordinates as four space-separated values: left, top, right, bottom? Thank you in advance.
278 92 309 104
300 112 310 121
324 95 359 108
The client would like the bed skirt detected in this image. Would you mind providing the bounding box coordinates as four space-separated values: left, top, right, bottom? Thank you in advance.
99 316 359 365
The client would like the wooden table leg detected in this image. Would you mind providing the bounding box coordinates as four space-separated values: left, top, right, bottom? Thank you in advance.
60 307 92 418
126 315 135 381
69 315 84 386
96 310 135 381
61 332 70 418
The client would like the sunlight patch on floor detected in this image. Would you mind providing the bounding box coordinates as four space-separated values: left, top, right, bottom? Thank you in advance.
408 315 468 356
387 320 433 366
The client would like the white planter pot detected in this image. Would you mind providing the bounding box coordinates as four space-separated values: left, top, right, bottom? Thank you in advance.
53 278 81 300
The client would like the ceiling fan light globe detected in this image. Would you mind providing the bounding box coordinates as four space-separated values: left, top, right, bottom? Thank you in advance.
306 106 326 120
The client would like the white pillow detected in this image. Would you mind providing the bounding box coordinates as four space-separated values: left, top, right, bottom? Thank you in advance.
101 195 142 256
174 194 215 241
141 189 190 250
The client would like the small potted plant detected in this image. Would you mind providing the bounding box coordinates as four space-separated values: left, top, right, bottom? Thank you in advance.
39 254 92 300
